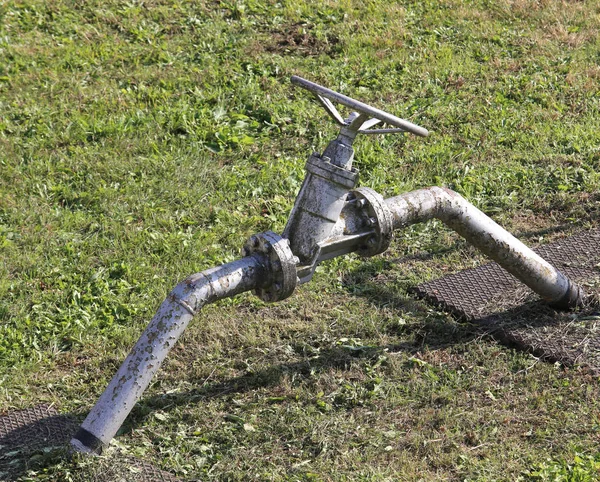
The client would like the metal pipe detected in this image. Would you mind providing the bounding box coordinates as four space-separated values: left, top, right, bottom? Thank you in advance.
384 187 584 308
71 256 266 454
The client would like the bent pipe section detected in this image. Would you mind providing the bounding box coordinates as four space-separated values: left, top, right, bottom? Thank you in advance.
71 256 267 454
384 187 584 308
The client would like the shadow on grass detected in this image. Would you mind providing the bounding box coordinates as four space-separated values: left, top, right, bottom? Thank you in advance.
351 250 600 360
124 297 595 436
75 218 600 459
0 405 183 481
0 405 80 481
4 294 596 480
127 308 487 428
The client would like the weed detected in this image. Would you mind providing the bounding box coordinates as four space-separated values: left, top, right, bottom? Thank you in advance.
1 0 599 480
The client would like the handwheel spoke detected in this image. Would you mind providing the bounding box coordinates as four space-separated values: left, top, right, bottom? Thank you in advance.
359 118 382 130
317 95 345 126
291 75 429 138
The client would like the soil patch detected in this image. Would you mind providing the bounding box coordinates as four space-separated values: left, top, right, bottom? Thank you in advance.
264 23 341 57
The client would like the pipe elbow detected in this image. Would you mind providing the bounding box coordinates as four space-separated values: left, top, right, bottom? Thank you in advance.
169 272 214 316
427 187 466 223
169 257 266 315
384 185 585 309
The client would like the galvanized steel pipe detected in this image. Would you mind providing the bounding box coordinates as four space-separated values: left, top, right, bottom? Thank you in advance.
71 255 267 454
71 76 585 458
384 187 584 308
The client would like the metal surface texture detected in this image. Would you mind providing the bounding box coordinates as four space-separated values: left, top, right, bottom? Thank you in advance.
291 75 429 138
385 187 584 307
0 404 180 482
73 76 589 459
0 405 182 481
283 151 359 282
413 229 600 369
242 231 298 302
72 244 287 453
313 188 393 262
0 405 78 480
350 187 394 257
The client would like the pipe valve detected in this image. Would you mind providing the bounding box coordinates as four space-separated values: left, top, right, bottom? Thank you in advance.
72 76 585 457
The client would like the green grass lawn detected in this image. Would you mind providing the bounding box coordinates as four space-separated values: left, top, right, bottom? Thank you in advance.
1 0 600 480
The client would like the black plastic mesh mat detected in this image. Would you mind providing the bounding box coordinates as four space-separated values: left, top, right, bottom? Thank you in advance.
0 405 182 481
412 228 600 368
0 404 79 480
79 455 183 482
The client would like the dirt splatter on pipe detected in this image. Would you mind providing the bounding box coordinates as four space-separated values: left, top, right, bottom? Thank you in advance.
71 256 267 454
384 187 584 308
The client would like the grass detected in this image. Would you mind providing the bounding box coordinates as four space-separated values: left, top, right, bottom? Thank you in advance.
0 0 599 480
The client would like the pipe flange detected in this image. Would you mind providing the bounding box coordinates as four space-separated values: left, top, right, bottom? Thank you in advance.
242 231 298 302
350 187 394 257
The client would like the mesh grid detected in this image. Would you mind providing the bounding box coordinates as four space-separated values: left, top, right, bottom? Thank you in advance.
0 404 78 481
0 405 182 481
413 228 600 368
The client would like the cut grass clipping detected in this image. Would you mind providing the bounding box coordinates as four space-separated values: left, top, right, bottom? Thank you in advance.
1 0 600 480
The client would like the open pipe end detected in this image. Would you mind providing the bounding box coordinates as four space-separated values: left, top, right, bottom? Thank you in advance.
70 427 105 455
549 280 586 310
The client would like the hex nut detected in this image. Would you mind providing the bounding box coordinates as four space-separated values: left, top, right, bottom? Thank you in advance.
243 231 297 302
350 187 394 257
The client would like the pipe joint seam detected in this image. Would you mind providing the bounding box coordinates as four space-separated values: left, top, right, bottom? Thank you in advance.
348 187 394 257
550 279 585 310
243 231 298 302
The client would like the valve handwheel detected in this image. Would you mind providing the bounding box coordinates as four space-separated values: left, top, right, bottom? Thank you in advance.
291 75 429 139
